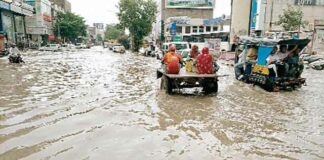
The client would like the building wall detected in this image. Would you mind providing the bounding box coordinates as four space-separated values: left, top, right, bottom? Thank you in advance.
230 0 251 43
259 0 324 31
50 0 71 12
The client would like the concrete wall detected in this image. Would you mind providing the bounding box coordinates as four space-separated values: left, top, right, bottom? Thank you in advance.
262 0 324 31
230 0 252 42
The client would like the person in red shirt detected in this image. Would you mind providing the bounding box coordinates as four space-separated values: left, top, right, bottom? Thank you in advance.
196 47 213 74
190 45 199 59
162 45 182 74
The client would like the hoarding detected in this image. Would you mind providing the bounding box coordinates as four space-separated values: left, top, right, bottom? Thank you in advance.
165 0 213 9
249 0 257 33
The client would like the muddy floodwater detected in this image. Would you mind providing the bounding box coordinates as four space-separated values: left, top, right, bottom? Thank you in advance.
0 47 323 160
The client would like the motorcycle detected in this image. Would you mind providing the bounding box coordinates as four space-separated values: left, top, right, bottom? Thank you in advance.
9 54 25 64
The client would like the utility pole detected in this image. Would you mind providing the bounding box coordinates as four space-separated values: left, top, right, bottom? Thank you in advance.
269 0 274 31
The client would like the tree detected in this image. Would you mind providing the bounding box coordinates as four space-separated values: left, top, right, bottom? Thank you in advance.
276 5 308 31
53 12 87 42
118 35 130 49
105 24 124 40
117 0 157 51
96 34 103 42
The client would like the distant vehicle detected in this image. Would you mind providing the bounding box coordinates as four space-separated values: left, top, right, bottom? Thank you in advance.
109 43 121 50
113 45 125 53
234 37 310 92
75 43 87 49
86 43 92 49
61 44 75 51
162 42 190 54
39 44 62 52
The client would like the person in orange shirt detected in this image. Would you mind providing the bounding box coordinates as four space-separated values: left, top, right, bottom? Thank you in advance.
162 45 182 74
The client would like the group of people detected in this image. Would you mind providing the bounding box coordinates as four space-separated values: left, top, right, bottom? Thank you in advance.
266 45 303 78
235 44 304 80
162 44 217 75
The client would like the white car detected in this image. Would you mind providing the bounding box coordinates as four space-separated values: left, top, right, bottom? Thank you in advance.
113 45 125 53
75 43 87 49
61 44 76 51
39 44 62 52
162 42 190 54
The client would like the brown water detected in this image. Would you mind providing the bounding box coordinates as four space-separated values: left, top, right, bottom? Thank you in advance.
0 47 323 160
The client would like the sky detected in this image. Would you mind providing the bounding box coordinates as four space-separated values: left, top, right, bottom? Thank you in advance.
69 0 120 25
68 0 232 26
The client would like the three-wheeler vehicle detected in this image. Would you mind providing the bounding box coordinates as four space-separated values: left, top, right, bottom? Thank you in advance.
234 37 310 91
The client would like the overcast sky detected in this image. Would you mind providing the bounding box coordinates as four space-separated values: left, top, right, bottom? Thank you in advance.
68 0 231 26
69 0 120 25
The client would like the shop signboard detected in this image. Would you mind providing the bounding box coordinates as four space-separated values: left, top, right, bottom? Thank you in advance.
168 16 190 25
0 1 10 10
203 16 225 25
165 0 213 9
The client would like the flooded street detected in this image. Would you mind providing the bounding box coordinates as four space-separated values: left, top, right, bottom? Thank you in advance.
0 47 323 160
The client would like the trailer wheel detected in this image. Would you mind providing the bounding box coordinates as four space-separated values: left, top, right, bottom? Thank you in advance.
165 77 173 95
203 78 218 94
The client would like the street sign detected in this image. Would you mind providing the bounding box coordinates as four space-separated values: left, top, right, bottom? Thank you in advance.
173 35 182 42
170 22 176 36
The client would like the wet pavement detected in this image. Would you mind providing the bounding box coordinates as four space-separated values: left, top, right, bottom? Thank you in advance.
0 47 323 160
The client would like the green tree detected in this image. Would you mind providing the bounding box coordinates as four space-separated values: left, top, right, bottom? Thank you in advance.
53 12 87 42
118 35 130 49
276 6 308 31
105 24 124 40
117 0 157 51
96 34 103 42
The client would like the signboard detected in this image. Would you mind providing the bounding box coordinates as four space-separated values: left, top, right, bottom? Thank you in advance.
0 1 10 10
203 16 225 25
250 0 258 33
173 35 182 42
165 0 213 9
170 22 177 36
168 16 190 25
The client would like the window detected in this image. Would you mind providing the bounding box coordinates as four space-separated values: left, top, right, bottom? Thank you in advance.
213 26 218 32
192 26 198 33
199 26 204 33
220 25 224 31
185 26 191 34
176 26 182 34
206 26 211 32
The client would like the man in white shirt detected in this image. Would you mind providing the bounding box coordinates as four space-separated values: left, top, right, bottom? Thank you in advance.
266 47 279 77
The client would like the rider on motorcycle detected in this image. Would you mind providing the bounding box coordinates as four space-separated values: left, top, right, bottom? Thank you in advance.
9 43 24 63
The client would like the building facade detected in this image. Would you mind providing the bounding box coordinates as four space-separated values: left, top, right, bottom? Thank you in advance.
0 0 34 44
156 0 215 42
25 0 52 44
49 0 70 12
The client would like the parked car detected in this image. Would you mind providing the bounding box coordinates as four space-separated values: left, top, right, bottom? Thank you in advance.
39 44 62 52
61 44 76 51
113 45 125 53
75 43 87 49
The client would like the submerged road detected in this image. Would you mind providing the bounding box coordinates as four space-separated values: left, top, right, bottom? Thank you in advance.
0 47 323 160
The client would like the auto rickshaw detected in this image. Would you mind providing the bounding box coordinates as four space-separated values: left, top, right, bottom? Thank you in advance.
234 37 310 91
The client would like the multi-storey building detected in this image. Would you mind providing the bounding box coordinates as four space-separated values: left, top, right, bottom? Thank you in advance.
49 0 70 13
25 0 52 44
0 0 34 45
